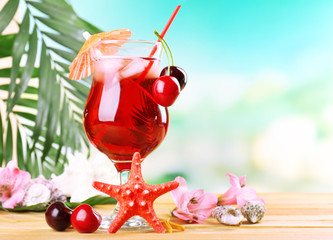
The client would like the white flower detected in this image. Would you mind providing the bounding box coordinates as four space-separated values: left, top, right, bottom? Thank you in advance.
52 151 118 202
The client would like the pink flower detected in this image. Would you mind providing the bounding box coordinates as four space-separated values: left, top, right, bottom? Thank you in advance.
171 176 217 223
218 173 264 208
0 161 31 208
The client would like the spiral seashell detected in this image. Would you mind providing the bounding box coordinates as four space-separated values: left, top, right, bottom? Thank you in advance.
213 205 243 225
23 183 51 206
241 201 266 223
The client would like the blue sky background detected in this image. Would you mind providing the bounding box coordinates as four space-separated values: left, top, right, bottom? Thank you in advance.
68 0 333 192
69 0 333 80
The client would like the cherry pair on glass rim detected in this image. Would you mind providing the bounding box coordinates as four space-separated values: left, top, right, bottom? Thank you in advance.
153 65 187 107
45 201 101 233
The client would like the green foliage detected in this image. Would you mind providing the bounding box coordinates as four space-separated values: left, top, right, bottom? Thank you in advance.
0 195 116 212
0 0 102 177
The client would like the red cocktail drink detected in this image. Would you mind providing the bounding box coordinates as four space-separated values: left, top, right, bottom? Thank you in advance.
83 41 168 171
81 40 169 230
69 6 182 231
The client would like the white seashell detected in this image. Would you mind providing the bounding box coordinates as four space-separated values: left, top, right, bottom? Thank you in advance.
213 206 244 226
23 183 51 206
241 201 266 224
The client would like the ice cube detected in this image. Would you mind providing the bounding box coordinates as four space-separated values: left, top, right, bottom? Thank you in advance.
145 60 160 79
93 58 125 83
119 58 147 79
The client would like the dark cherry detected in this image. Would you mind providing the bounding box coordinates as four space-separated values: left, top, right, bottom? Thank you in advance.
45 201 72 231
160 66 187 90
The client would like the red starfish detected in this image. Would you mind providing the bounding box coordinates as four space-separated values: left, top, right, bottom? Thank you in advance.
93 152 179 233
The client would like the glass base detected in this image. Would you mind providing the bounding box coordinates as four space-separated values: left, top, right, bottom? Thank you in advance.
98 170 152 232
99 207 153 232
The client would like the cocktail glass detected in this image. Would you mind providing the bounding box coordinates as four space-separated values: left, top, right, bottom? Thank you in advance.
83 40 168 231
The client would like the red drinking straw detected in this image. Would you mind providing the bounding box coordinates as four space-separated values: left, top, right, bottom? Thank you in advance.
149 5 181 57
137 5 181 84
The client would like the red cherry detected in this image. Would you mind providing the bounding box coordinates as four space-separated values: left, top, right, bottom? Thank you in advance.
71 204 102 233
152 75 180 107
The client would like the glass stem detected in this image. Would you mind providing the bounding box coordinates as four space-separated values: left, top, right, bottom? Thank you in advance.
114 170 130 213
119 170 130 185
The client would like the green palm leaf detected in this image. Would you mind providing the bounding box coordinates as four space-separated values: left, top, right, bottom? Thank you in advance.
0 110 3 166
8 26 38 113
49 47 76 62
5 117 13 164
0 0 19 34
0 34 16 58
0 0 100 178
7 10 30 113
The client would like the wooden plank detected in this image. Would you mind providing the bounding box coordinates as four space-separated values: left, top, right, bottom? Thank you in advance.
1 193 333 239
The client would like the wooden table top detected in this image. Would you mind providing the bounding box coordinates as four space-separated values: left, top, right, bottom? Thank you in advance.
1 193 333 240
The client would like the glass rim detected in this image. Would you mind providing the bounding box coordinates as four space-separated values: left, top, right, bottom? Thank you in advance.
92 55 161 60
97 39 161 46
92 39 162 60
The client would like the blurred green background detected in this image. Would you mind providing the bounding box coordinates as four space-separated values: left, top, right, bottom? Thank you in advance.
67 0 333 192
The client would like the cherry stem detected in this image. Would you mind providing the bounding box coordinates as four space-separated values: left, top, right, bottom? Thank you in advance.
154 30 173 75
161 36 174 66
